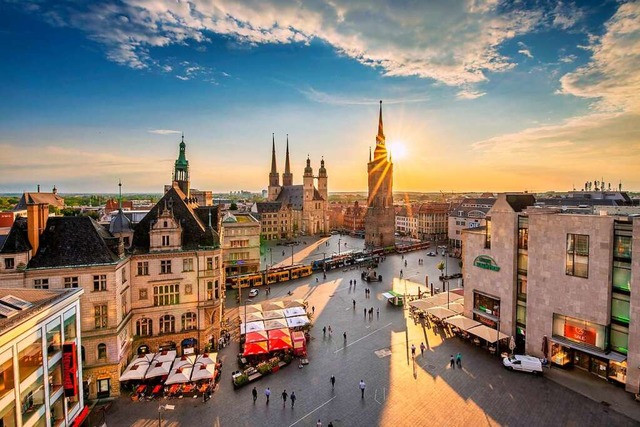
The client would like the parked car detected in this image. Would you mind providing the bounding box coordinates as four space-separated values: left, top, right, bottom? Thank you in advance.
426 252 437 257
502 355 543 375
248 289 259 297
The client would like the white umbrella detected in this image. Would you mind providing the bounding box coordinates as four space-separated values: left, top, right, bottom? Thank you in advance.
165 364 193 385
195 353 218 366
240 321 266 335
284 307 306 318
286 315 310 328
144 360 173 379
191 362 216 382
119 362 150 382
264 318 289 330
153 350 177 363
172 355 196 370
262 309 286 320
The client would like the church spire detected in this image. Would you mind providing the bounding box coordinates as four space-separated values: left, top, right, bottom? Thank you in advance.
174 134 190 196
270 133 277 174
376 100 385 144
118 179 122 211
283 134 293 186
285 134 291 174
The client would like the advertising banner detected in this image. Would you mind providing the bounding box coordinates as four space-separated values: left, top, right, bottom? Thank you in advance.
63 343 79 397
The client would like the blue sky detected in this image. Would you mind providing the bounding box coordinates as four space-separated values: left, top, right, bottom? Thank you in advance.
1 0 638 193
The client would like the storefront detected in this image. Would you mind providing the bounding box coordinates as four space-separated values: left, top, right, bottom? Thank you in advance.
472 291 500 328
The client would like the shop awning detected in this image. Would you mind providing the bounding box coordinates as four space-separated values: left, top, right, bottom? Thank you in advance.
467 324 508 343
286 315 310 328
191 362 216 381
262 309 286 320
268 328 291 340
119 353 155 381
382 292 398 300
165 364 193 385
550 336 627 362
172 355 196 370
264 318 289 330
241 321 266 335
425 306 457 320
444 315 481 331
268 336 293 351
195 353 217 366
284 307 306 318
262 301 286 311
245 330 269 343
243 341 269 356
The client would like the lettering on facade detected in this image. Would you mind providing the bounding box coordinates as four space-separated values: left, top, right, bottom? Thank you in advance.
564 324 597 346
473 255 500 271
62 343 79 397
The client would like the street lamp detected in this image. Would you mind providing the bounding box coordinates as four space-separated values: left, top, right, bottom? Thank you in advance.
158 404 174 427
268 248 273 270
442 250 449 309
338 237 341 256
291 245 294 266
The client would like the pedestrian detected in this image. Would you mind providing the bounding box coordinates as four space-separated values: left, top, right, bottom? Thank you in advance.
328 325 332 335
281 389 288 407
411 344 416 358
330 375 335 389
328 423 333 427
456 352 462 368
364 307 367 318
420 342 426 357
450 355 455 369
317 420 322 427
265 387 271 404
312 306 315 314
353 299 356 309
343 332 347 342
376 307 379 319
290 391 296 408
323 326 326 336
359 379 366 398
252 386 257 403
316 277 319 283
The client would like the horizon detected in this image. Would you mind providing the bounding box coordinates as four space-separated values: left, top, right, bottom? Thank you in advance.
1 1 638 193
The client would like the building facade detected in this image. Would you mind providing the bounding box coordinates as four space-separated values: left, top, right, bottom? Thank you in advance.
462 193 639 395
220 212 261 276
417 202 450 242
344 201 366 235
448 198 495 250
365 101 395 249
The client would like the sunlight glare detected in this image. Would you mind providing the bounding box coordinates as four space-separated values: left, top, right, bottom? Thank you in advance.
387 141 408 160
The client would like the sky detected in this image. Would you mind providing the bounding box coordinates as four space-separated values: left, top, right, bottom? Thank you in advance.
0 0 639 194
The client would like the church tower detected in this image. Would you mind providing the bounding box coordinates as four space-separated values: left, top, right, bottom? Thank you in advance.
268 134 281 201
173 134 190 197
303 156 314 201
282 134 293 187
365 101 395 248
318 157 328 202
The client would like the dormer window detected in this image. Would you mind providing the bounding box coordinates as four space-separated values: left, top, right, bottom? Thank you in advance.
162 236 170 246
164 221 168 228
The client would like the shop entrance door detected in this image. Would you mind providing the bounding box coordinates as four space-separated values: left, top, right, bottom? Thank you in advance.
574 351 590 370
590 358 608 379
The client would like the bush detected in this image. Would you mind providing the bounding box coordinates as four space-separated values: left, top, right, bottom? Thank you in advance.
283 354 293 364
257 362 272 375
233 374 249 387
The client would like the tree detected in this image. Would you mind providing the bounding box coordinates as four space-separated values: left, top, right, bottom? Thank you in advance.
229 202 238 211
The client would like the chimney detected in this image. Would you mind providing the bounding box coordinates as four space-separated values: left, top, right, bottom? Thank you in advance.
27 203 49 255
37 184 40 193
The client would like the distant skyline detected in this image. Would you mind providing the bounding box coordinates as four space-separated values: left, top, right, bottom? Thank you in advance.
1 1 639 194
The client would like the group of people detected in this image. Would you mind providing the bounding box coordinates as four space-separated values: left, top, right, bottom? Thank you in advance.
254 387 297 408
450 352 463 369
363 306 378 320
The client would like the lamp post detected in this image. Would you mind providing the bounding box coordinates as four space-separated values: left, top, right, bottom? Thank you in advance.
158 404 174 427
291 245 294 266
268 248 272 270
338 237 341 256
442 250 449 309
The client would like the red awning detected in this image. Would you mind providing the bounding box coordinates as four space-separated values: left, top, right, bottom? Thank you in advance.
268 336 293 352
245 330 269 344
267 328 291 340
72 405 90 427
243 341 269 356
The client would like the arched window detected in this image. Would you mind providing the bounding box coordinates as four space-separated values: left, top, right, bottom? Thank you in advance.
97 343 107 360
159 315 175 334
136 318 153 336
182 313 197 331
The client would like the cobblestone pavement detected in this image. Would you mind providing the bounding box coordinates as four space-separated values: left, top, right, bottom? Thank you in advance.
106 245 638 427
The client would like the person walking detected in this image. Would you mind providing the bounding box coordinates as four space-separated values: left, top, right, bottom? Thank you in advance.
312 306 315 314
323 326 326 336
353 299 356 309
359 380 366 398
317 420 322 427
281 389 288 407
450 355 455 369
328 422 333 427
420 342 426 357
411 344 416 358
265 387 271 404
252 386 257 403
330 375 335 389
364 307 367 318
376 307 380 319
456 352 462 368
328 325 332 335
290 391 296 408
343 332 347 342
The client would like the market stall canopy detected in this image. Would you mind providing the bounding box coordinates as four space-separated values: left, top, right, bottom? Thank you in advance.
268 328 291 340
445 302 465 314
144 360 173 379
284 307 306 318
165 364 193 385
244 304 263 314
240 312 264 323
245 330 269 344
262 309 286 320
264 318 289 330
191 362 216 381
283 299 306 309
467 324 509 343
172 355 196 370
425 306 457 320
241 321 266 335
286 315 310 328
195 353 217 366
153 350 177 363
243 341 269 356
444 315 482 331
119 361 150 382
262 301 286 311
268 336 293 351
408 299 433 311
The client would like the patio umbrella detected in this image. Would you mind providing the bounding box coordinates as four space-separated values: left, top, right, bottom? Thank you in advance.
195 353 218 366
262 309 286 320
425 306 457 320
241 321 266 335
446 302 464 314
144 360 173 379
268 336 293 352
509 336 516 353
268 328 291 340
286 315 310 328
153 350 177 363
165 365 193 385
245 330 269 343
284 307 306 318
172 355 196 370
264 318 289 330
243 341 269 356
191 363 216 381
467 325 508 343
244 304 263 314
283 299 307 309
240 312 264 323
262 301 286 311
443 315 481 331
119 362 150 382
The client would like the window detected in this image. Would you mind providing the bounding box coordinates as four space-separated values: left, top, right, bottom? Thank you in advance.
93 274 107 291
614 234 632 260
64 276 79 288
139 289 148 300
137 261 149 276
160 260 172 274
516 301 526 326
4 258 14 269
34 278 49 289
94 305 108 329
121 267 127 283
136 318 153 336
214 280 220 300
185 284 193 295
0 349 15 400
612 261 631 292
610 324 629 354
153 284 179 306
46 320 61 359
566 234 589 278
484 218 491 249
162 235 170 246
183 258 193 272
182 312 197 331
97 343 107 360
518 216 529 249
206 281 213 300
206 257 213 270
517 277 527 298
159 315 175 334
214 257 219 269
611 293 630 324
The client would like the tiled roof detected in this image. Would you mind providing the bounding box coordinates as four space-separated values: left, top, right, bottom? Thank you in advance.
505 195 536 212
256 202 282 214
0 217 31 254
275 185 304 210
14 192 65 210
28 216 121 268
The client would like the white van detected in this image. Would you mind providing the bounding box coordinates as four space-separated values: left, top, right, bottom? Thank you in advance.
502 355 543 375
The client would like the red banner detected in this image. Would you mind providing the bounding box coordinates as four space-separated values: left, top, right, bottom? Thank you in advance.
564 324 596 346
62 343 79 397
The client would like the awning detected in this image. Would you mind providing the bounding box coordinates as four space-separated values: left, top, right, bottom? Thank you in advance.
284 307 306 318
467 324 509 343
172 355 196 370
153 350 177 363
191 363 216 381
410 292 464 311
262 309 286 320
286 315 310 328
268 328 291 340
283 299 307 309
239 312 264 323
268 336 293 351
241 321 266 335
425 306 457 320
264 318 289 330
194 353 217 366
165 364 193 385
144 360 173 379
243 341 269 356
119 354 155 382
550 336 627 362
444 315 482 331
381 292 396 299
245 330 269 343
262 301 286 311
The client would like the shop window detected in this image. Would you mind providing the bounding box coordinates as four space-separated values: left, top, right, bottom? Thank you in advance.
18 330 43 382
473 292 500 318
0 349 15 400
611 293 630 324
48 359 63 397
552 313 605 349
612 262 631 292
566 234 589 278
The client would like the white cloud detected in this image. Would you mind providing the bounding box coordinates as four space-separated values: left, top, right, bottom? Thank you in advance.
299 87 429 105
456 89 486 100
518 49 533 58
176 75 189 81
551 1 584 30
559 54 577 63
148 129 181 135
17 0 544 88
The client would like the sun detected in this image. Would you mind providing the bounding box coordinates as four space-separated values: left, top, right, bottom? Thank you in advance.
387 141 408 160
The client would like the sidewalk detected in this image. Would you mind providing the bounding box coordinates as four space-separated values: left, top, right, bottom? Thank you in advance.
544 364 640 421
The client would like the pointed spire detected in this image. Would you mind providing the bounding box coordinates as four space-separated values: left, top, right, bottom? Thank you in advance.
376 100 385 144
285 134 291 174
270 133 277 174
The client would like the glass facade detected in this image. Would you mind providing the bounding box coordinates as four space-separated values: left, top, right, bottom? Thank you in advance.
0 401 16 427
18 331 43 382
64 309 77 340
552 314 606 350
566 234 589 278
20 373 44 425
46 320 61 360
0 349 14 401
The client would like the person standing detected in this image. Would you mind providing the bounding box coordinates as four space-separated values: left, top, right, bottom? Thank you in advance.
353 299 356 309
376 307 380 319
450 355 455 369
323 326 326 336
317 420 322 427
290 391 296 408
328 325 332 335
252 386 257 403
343 332 347 342
265 387 271 404
411 344 416 358
359 380 366 398
420 342 426 357
456 352 462 368
281 389 288 407
312 306 315 314
364 307 367 318
330 375 335 389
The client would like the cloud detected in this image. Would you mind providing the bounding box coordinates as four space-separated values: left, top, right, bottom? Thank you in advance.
14 0 545 88
518 49 533 58
299 87 429 105
456 89 486 100
148 129 182 135
559 53 577 63
551 1 584 30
